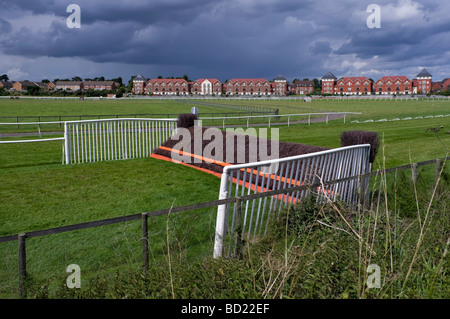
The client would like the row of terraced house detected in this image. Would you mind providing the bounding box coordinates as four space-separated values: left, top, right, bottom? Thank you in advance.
131 75 314 96
3 68 448 97
321 69 435 95
0 80 118 92
131 68 447 96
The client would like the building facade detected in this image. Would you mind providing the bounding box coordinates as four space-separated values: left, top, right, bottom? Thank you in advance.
321 72 337 94
55 81 83 91
83 81 116 91
0 81 13 90
432 78 450 93
225 79 271 95
12 81 54 92
132 75 147 95
146 78 190 95
373 76 412 95
335 77 373 95
290 80 314 95
272 75 288 95
413 69 432 94
191 79 223 95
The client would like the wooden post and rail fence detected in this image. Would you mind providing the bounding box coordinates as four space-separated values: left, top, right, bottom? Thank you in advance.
0 155 447 298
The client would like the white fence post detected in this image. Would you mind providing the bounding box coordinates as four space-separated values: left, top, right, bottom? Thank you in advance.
213 168 231 259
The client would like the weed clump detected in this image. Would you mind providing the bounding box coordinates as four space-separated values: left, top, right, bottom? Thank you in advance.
340 130 380 163
177 113 198 128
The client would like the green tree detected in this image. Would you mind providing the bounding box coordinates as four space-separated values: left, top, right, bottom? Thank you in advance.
127 76 136 92
111 77 123 86
26 86 41 96
0 74 9 81
313 78 321 89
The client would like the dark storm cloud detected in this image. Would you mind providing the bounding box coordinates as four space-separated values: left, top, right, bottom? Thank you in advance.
310 41 333 55
0 0 449 81
1 0 215 25
0 17 12 33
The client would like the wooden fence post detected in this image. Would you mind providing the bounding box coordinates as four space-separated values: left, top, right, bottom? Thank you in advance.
141 213 149 274
435 158 442 187
18 233 27 298
234 197 244 259
411 163 418 184
358 175 366 208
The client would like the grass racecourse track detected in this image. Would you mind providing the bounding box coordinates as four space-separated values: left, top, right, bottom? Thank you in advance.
0 97 449 298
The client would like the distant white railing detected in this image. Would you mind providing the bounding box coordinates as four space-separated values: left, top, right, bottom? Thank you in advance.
213 144 371 258
63 118 177 165
199 112 362 128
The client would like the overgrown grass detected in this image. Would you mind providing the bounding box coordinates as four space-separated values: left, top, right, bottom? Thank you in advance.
19 161 449 299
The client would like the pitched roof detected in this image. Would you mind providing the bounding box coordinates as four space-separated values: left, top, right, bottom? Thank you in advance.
133 74 147 81
84 81 115 86
56 81 83 86
0 81 13 88
291 80 314 87
338 77 371 83
17 81 48 88
417 68 432 78
148 78 188 84
441 78 450 87
376 76 410 83
226 79 269 84
321 72 337 80
194 78 222 84
274 74 287 81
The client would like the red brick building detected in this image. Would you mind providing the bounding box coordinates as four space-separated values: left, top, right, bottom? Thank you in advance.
413 69 432 94
272 75 288 95
0 81 13 90
55 81 83 91
290 80 315 95
191 79 223 95
83 81 116 91
12 81 55 92
432 78 450 93
373 76 412 95
224 78 271 96
335 77 373 95
132 74 147 95
321 72 337 94
146 78 190 95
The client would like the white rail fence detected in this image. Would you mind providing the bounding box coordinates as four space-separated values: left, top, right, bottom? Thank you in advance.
0 118 177 165
200 112 362 129
213 144 371 258
64 118 177 164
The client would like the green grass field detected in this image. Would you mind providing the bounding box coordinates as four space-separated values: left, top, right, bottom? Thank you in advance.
0 98 449 299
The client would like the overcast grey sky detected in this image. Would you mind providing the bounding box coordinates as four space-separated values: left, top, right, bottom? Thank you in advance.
0 0 449 82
